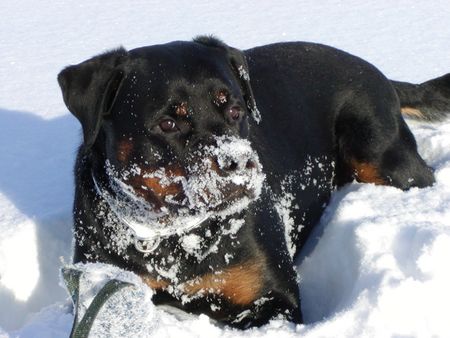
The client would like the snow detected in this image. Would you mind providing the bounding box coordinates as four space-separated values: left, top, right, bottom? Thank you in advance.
1 0 450 337
183 136 265 215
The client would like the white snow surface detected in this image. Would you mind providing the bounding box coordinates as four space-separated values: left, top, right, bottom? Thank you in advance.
1 0 450 337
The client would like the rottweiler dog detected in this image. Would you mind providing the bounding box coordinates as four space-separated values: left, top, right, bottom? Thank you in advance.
58 36 450 328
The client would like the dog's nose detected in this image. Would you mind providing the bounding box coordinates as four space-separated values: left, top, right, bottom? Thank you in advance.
224 161 238 172
203 136 261 174
222 159 256 172
245 159 256 169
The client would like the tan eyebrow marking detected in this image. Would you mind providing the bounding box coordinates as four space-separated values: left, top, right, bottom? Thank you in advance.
214 90 228 106
176 102 188 116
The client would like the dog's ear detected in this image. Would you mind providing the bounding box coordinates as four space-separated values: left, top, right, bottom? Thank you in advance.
226 47 261 123
58 48 127 148
194 36 261 123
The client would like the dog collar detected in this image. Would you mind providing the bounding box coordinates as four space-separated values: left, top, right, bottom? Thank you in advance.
91 171 209 253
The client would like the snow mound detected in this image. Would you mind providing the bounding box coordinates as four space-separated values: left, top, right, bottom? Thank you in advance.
5 120 449 338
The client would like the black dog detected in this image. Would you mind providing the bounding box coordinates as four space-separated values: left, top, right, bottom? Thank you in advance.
58 36 450 328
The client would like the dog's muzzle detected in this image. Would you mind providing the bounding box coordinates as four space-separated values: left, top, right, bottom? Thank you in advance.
180 135 265 215
95 136 265 253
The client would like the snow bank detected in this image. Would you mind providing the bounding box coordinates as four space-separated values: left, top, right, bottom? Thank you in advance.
5 120 450 338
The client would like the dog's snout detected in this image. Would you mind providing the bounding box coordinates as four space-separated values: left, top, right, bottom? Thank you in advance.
192 136 261 175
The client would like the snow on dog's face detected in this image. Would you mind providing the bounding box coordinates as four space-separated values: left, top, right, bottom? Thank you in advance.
72 39 265 224
104 136 264 221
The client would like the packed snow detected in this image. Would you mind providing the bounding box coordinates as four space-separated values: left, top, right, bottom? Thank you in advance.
1 0 450 337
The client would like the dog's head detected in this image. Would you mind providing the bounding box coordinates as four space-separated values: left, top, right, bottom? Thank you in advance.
58 37 264 222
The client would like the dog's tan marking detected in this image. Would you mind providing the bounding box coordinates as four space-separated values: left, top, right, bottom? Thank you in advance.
140 177 182 197
117 139 133 163
182 257 265 305
214 89 228 106
351 160 385 185
128 166 185 199
401 106 425 119
176 102 188 116
141 275 169 290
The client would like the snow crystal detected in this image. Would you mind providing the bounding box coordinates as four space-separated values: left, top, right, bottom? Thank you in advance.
273 157 335 258
180 234 202 255
250 106 262 124
238 65 250 81
275 191 298 258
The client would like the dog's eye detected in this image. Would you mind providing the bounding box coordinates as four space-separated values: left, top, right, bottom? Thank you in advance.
159 119 179 133
214 90 228 106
